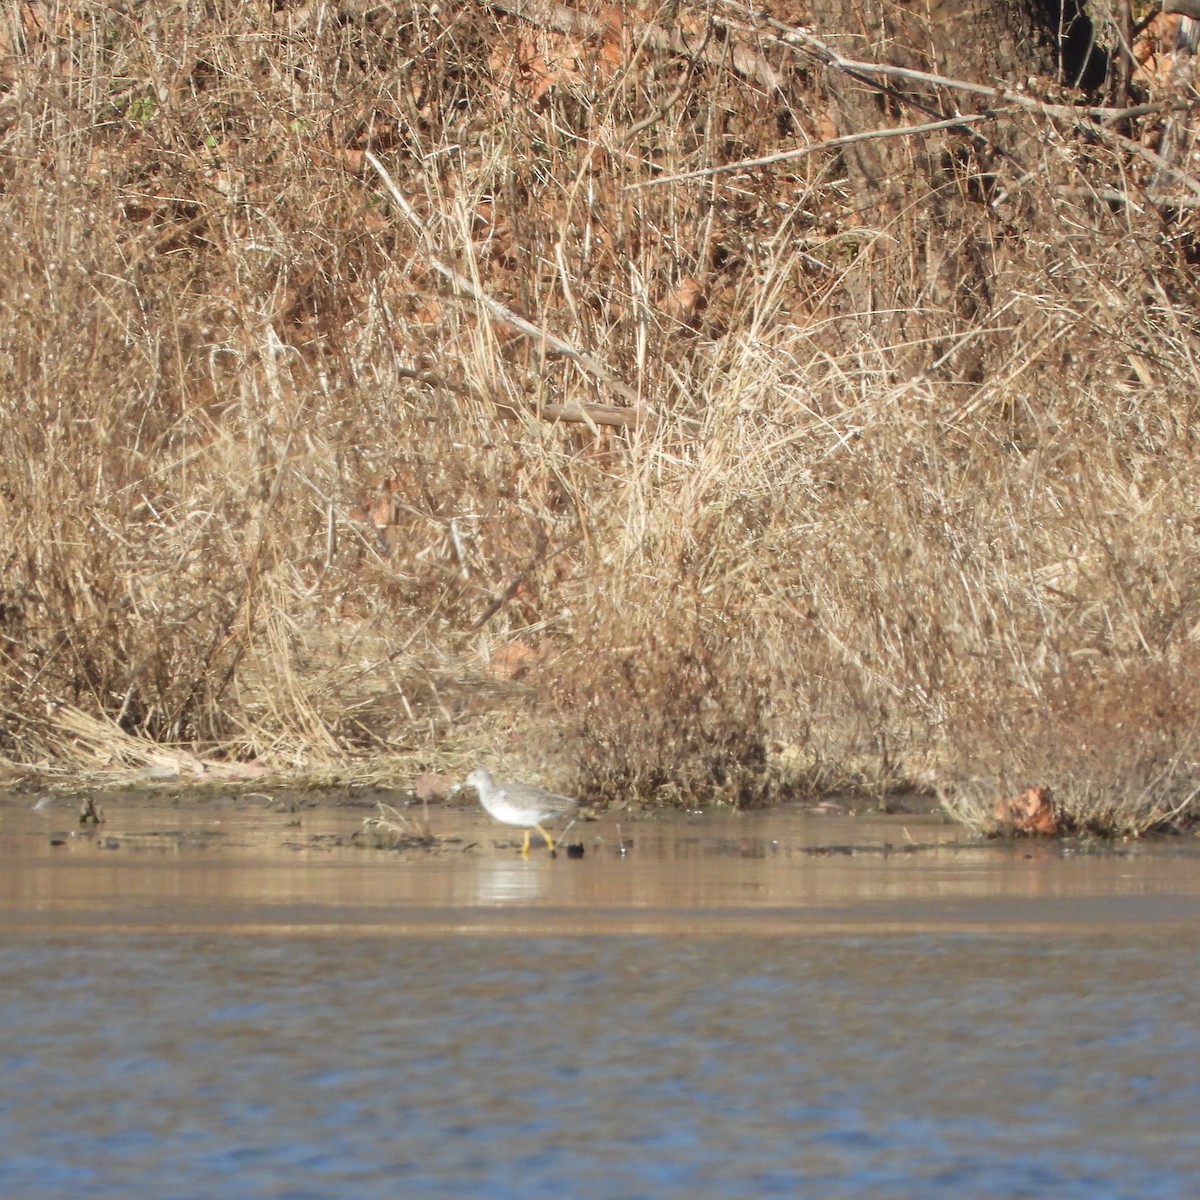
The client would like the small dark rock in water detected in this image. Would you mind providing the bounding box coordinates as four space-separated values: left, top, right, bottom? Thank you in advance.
565 842 585 859
79 797 104 826
49 835 68 847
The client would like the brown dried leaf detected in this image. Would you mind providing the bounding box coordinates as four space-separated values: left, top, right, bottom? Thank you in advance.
994 786 1058 836
414 772 455 803
664 276 707 324
486 641 538 680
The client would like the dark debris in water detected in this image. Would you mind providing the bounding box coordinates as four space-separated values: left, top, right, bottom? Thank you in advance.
353 799 446 852
801 840 979 857
283 834 353 852
49 828 231 851
350 826 445 853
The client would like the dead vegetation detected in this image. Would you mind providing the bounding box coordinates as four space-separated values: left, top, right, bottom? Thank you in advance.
2 0 1200 834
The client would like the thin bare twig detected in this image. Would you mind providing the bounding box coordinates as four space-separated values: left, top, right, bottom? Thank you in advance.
364 151 644 408
625 113 997 189
620 7 717 145
394 365 645 428
713 0 1126 120
471 526 552 629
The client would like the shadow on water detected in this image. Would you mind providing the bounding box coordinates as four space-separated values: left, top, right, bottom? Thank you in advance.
2 792 1200 1198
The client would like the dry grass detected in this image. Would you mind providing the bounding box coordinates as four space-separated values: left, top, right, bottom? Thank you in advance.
3 0 1200 833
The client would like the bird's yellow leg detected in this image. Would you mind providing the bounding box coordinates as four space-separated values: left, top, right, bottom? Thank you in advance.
521 828 531 858
535 824 556 853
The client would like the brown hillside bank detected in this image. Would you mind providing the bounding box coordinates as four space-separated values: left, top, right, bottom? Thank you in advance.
2 0 1200 834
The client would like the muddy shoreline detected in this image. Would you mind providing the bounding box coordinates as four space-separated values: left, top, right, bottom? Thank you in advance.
3 788 1198 938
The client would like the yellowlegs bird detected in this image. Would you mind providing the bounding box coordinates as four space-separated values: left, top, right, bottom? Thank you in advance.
466 768 578 857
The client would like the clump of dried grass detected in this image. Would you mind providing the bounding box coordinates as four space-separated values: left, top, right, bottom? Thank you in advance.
2 1 1200 832
942 661 1200 836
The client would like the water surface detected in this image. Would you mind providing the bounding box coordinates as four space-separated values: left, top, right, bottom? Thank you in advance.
2 792 1197 1198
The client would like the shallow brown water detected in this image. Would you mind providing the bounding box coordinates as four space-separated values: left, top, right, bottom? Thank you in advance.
3 792 1197 934
3 791 1200 1198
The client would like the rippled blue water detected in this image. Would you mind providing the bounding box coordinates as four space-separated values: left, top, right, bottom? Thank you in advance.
2 934 1198 1199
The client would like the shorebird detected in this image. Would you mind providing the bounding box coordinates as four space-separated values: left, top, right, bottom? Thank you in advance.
466 768 578 857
